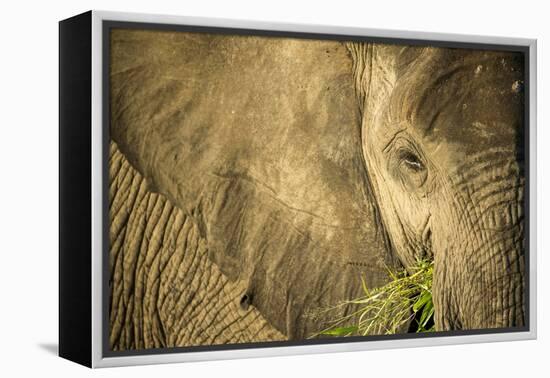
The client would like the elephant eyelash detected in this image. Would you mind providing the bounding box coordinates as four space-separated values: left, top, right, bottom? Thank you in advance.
387 142 429 190
399 150 425 172
404 159 423 170
402 156 424 171
384 134 430 190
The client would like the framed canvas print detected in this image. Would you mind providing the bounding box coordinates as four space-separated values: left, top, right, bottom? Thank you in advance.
59 10 537 368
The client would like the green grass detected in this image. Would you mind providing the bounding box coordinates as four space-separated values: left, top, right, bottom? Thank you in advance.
309 259 435 338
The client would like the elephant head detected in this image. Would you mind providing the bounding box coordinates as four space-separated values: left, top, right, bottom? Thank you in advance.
348 43 525 330
109 29 526 346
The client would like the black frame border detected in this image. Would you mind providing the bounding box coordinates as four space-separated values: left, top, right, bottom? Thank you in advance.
59 11 93 368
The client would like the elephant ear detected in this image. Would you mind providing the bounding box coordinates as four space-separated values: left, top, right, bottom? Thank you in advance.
110 29 395 338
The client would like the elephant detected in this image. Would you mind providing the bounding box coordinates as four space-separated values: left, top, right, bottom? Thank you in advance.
347 43 525 330
108 28 525 351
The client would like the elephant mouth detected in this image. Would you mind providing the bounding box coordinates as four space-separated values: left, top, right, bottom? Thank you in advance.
309 258 436 337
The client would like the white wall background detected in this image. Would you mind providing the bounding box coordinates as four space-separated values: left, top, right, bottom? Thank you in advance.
0 0 547 376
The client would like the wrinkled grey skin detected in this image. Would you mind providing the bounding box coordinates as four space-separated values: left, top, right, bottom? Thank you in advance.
109 29 525 349
348 43 525 329
110 30 395 347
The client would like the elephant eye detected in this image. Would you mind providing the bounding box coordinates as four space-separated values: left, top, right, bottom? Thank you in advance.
400 150 424 172
396 148 428 189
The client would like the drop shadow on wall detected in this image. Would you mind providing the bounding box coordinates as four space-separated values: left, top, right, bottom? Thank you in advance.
37 343 58 356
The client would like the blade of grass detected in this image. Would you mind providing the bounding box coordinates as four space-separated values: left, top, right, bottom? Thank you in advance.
308 258 435 338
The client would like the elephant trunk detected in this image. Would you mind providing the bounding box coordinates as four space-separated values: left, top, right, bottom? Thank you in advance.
432 159 525 330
